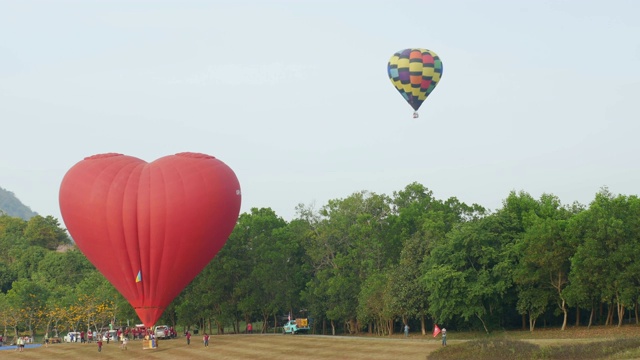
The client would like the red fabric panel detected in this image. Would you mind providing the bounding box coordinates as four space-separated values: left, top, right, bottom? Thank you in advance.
59 153 241 327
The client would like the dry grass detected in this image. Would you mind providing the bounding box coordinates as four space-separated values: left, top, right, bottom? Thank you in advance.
1 334 442 360
5 326 640 360
427 338 640 360
427 326 640 360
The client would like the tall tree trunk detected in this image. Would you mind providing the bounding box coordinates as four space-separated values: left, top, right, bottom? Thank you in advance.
575 306 580 326
421 315 426 335
606 304 615 326
599 302 604 325
522 314 527 330
617 303 625 327
528 312 536 332
560 298 568 331
635 301 639 325
477 314 489 334
330 320 335 336
588 307 594 328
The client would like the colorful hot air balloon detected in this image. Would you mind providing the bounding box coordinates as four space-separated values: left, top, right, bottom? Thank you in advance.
59 152 241 328
387 48 443 118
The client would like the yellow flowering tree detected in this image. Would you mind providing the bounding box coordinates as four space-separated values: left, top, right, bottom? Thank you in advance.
5 279 48 338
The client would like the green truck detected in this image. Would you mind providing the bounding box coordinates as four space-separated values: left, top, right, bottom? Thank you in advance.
282 318 310 334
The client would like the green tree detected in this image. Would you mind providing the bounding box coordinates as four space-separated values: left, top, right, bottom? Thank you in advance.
357 271 393 335
5 278 49 337
424 214 515 334
10 246 48 280
389 183 484 334
23 215 71 250
568 189 640 327
496 191 546 330
0 261 15 293
178 207 299 334
0 214 27 264
513 194 577 331
239 209 288 332
304 191 393 335
388 234 430 334
35 249 93 287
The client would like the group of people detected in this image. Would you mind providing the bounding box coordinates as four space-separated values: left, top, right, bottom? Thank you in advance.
403 324 447 346
67 325 179 344
7 322 272 353
96 332 131 352
0 335 32 352
14 336 30 352
130 326 176 340
184 330 213 347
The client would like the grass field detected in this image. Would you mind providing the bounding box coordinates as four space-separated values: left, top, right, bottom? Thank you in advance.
3 325 640 359
1 334 442 360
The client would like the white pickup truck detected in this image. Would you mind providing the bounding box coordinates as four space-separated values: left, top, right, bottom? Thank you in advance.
154 325 170 339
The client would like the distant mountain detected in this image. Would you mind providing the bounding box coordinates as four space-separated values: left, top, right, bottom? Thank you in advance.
0 186 38 220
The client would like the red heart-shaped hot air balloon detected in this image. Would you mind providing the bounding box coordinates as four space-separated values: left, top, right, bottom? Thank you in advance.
59 152 241 328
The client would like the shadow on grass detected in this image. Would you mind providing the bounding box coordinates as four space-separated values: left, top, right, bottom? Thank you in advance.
427 338 640 360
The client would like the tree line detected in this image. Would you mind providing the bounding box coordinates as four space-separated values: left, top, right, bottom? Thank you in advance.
1 183 639 338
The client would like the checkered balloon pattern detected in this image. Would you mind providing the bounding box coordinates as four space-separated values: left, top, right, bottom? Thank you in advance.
387 48 443 111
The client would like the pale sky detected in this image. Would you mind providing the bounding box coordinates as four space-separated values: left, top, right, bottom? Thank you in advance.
1 0 639 225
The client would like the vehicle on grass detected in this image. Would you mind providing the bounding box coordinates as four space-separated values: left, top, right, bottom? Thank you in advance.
102 330 118 341
283 318 310 334
63 331 82 342
155 325 170 339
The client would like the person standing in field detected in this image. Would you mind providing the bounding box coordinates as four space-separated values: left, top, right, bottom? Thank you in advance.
97 339 103 352
186 331 191 345
441 328 447 346
404 324 409 337
16 336 24 352
203 333 210 347
247 323 253 334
